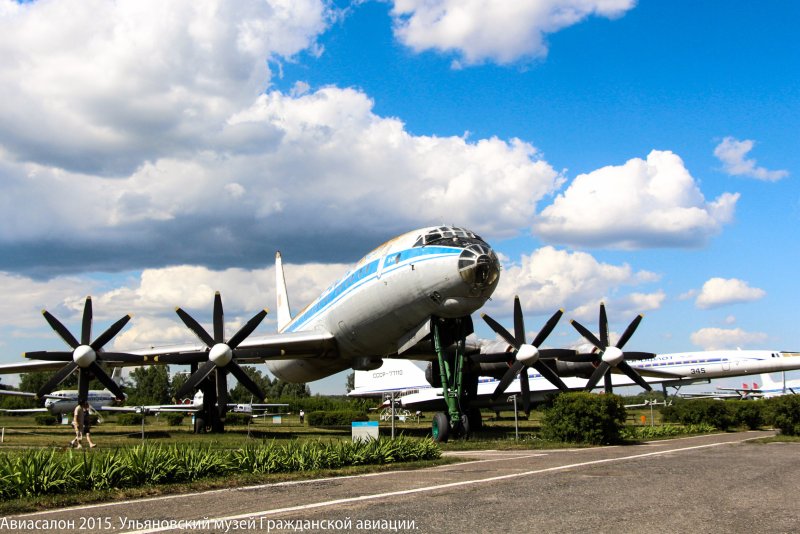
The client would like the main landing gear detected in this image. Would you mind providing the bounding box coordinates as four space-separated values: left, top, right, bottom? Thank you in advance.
430 317 481 443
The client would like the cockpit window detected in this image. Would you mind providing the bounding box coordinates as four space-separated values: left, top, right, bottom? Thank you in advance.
413 226 486 248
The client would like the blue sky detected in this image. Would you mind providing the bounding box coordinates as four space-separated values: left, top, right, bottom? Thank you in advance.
0 0 797 394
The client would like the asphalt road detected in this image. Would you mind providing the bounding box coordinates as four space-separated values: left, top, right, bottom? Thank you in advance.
6 430 799 533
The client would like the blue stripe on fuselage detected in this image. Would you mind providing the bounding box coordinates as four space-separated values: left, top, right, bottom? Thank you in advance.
285 246 461 332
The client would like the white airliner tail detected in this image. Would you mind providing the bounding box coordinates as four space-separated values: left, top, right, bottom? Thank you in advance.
275 251 292 332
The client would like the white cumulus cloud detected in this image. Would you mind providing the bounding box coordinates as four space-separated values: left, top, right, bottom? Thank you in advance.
0 0 333 175
390 0 636 66
489 246 661 319
690 327 768 350
0 86 565 276
714 137 788 181
532 150 740 249
695 277 766 309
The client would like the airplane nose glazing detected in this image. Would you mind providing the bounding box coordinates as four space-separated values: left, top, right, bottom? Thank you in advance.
458 244 500 292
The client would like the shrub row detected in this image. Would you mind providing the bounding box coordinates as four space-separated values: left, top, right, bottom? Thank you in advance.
307 410 368 426
0 436 440 501
621 423 716 441
662 396 800 433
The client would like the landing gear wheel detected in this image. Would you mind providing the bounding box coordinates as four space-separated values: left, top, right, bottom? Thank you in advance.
432 412 450 443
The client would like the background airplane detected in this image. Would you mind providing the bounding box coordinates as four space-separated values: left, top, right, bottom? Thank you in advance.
351 348 800 415
0 368 125 421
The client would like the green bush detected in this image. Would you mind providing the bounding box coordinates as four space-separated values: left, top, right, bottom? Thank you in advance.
224 412 252 425
765 395 800 435
662 399 735 430
307 410 368 427
731 401 766 430
34 413 58 426
541 392 627 445
161 412 184 426
116 413 145 426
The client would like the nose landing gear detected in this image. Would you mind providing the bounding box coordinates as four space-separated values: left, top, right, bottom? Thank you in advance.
430 317 479 442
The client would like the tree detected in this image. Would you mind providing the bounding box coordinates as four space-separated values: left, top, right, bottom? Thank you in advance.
229 366 274 403
271 379 310 399
126 366 171 406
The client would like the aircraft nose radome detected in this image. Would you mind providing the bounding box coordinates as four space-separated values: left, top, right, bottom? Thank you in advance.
457 244 500 293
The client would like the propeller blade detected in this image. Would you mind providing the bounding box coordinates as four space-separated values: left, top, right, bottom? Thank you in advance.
175 308 215 348
228 362 266 400
96 352 149 363
37 361 78 398
88 361 125 400
216 368 228 415
78 369 90 401
481 313 518 349
616 314 643 349
599 303 609 347
520 367 531 413
532 360 569 391
174 361 216 399
91 314 132 351
618 361 653 391
23 351 72 361
492 360 525 399
152 352 208 365
570 319 604 350
81 296 93 345
42 310 79 349
604 371 613 394
584 361 611 391
513 297 525 347
213 292 224 344
227 309 268 349
531 309 564 348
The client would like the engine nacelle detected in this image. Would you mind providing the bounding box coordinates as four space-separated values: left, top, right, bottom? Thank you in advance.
554 359 596 378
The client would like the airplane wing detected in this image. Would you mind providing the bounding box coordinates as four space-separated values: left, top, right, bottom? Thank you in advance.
121 330 337 363
100 405 201 414
0 330 337 374
0 407 48 413
0 389 64 400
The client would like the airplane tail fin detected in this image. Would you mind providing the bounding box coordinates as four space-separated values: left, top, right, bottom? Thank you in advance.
112 367 124 387
275 251 292 332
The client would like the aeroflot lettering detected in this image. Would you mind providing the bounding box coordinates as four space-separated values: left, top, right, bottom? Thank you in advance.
372 370 403 378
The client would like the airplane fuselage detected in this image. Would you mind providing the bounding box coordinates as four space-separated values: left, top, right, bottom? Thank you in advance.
44 390 117 415
266 226 500 382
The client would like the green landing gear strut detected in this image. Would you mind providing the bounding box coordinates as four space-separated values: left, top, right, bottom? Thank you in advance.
431 319 473 442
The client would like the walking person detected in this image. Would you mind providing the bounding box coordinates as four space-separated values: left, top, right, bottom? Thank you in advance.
299 409 305 425
69 400 96 448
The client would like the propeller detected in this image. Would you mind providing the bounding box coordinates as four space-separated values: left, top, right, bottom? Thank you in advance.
480 296 574 412
568 302 656 393
24 296 141 401
166 292 269 411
